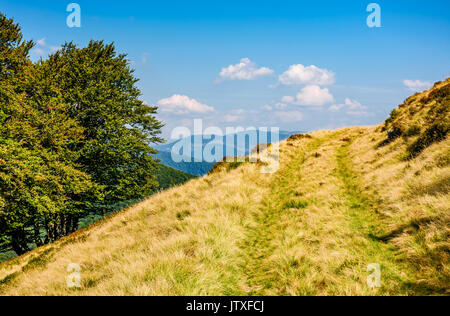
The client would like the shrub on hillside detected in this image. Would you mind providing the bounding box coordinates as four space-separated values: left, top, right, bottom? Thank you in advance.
404 125 421 137
407 122 449 158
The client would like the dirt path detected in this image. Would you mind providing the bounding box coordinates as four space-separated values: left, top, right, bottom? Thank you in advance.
239 130 417 295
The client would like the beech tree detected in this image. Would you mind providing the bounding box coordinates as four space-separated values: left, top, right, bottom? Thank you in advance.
38 40 164 206
0 13 163 255
0 13 100 254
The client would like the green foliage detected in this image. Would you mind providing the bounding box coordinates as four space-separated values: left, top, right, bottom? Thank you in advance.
37 40 164 204
407 122 449 158
155 164 196 191
208 156 267 175
382 108 400 131
176 210 191 221
380 80 449 156
0 13 163 256
404 125 421 137
227 161 244 171
282 200 308 210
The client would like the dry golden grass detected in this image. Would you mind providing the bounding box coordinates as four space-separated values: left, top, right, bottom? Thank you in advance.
0 160 272 295
0 81 448 296
351 127 449 293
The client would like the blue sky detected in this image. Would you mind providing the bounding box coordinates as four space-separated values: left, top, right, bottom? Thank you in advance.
2 0 449 139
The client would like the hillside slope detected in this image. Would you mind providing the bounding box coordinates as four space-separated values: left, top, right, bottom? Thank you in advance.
0 80 448 296
0 163 196 264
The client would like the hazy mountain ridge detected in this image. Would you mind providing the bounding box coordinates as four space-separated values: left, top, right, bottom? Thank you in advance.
155 130 301 176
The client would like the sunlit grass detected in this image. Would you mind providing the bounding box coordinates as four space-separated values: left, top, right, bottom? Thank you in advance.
0 117 448 295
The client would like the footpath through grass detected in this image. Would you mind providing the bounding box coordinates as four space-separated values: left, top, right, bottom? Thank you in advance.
240 135 328 295
335 136 419 295
239 130 420 295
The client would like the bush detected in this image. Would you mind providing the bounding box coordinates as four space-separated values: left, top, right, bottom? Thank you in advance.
288 133 312 141
404 125 421 137
407 123 449 158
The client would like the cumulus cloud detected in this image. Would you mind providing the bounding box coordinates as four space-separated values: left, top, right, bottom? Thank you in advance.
275 111 304 123
329 98 370 116
36 38 46 46
274 102 287 109
30 38 60 58
279 64 335 86
231 109 246 115
262 103 287 111
281 96 295 103
283 85 334 107
50 46 60 53
30 48 46 58
221 109 247 122
218 58 274 81
330 98 365 111
403 79 432 92
30 38 47 58
157 94 214 114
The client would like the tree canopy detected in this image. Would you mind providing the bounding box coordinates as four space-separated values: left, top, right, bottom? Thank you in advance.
0 13 163 255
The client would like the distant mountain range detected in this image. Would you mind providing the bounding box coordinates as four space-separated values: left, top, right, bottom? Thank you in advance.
154 130 301 176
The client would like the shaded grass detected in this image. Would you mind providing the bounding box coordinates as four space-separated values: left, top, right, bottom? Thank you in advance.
336 136 440 295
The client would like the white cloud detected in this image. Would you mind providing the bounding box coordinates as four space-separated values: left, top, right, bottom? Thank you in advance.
157 94 214 114
218 58 274 81
344 98 365 110
279 64 336 86
31 38 60 58
275 111 304 123
261 103 287 111
283 85 334 106
281 96 295 103
30 47 46 58
330 98 366 111
329 98 370 116
231 109 246 115
274 102 287 109
50 46 60 53
329 104 343 111
222 109 247 122
403 79 432 92
36 38 46 47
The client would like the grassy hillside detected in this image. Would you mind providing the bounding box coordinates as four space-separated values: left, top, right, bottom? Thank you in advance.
0 164 196 264
0 80 448 296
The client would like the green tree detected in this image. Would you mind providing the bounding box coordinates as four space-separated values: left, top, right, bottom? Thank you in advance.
0 14 163 256
0 13 100 254
38 41 164 207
